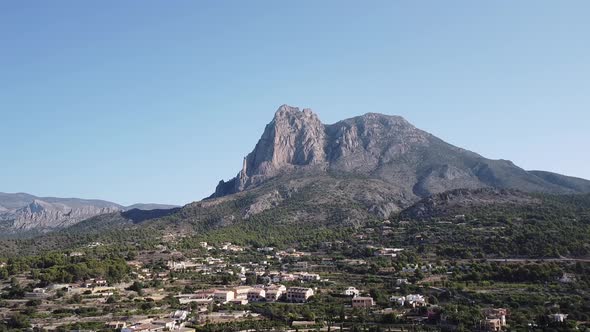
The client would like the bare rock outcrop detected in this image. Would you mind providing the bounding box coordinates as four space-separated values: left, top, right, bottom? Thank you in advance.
211 104 590 206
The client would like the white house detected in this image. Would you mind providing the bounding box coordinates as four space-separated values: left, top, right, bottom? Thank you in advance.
393 294 426 307
213 290 235 304
153 318 178 330
171 310 189 321
299 272 321 282
343 287 360 297
396 279 409 286
549 314 568 323
233 286 252 300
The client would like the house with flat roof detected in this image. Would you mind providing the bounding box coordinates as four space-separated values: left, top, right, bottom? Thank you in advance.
481 318 502 331
286 287 314 303
352 297 374 308
232 286 252 300
213 290 235 304
483 308 507 326
247 288 266 302
549 313 568 323
343 287 360 297
265 285 286 302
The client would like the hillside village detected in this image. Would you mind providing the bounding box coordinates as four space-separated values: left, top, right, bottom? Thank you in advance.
1 214 587 331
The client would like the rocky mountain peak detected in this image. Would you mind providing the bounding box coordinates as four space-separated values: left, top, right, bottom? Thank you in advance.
211 104 590 200
213 105 328 196
27 199 55 213
274 104 317 118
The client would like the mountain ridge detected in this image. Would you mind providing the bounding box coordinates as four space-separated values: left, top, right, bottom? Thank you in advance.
0 192 178 232
212 105 590 202
3 105 589 235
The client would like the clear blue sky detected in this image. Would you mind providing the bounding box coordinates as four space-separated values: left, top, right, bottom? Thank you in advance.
1 1 588 205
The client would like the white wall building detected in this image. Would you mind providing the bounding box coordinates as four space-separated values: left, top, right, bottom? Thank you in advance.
343 287 360 297
213 290 235 304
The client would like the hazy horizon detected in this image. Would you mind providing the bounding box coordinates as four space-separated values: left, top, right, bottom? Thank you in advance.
1 1 589 205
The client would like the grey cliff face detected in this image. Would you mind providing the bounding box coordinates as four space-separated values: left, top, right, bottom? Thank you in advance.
0 194 122 232
214 105 329 196
212 105 590 202
326 113 429 171
8 199 120 230
241 105 327 187
0 192 180 233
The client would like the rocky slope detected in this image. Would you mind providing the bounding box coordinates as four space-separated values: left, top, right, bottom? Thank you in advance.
0 194 121 232
0 193 177 233
399 188 542 220
213 105 590 206
4 105 589 238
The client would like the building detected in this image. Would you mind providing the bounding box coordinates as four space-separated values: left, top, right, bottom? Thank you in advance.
352 297 374 308
152 319 178 330
374 248 403 258
106 322 127 329
193 299 213 313
343 287 360 297
396 279 409 286
194 289 216 300
167 260 199 271
292 321 317 328
292 261 309 270
559 273 575 283
286 287 314 303
171 310 190 321
549 314 568 323
280 273 297 282
247 288 266 302
481 318 503 331
299 272 321 282
230 299 248 305
198 311 259 324
265 285 286 302
220 242 244 252
48 284 73 292
213 290 235 304
233 286 253 300
483 308 507 326
25 288 48 299
393 294 426 307
123 323 165 332
95 279 108 286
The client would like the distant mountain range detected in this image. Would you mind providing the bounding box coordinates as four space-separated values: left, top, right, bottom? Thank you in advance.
0 192 177 232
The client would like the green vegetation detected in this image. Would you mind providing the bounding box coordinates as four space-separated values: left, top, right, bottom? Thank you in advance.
0 189 589 330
